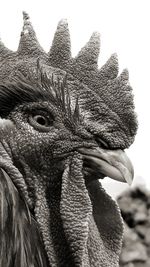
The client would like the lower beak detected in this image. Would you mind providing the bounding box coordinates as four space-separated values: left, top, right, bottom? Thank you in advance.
78 147 134 185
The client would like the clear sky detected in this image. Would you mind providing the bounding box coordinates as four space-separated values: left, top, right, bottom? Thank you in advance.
0 0 149 196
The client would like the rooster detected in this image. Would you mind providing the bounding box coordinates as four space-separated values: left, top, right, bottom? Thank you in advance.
0 12 137 267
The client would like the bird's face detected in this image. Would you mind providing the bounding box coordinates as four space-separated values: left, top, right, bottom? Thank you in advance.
0 13 138 266
7 99 93 177
7 94 133 188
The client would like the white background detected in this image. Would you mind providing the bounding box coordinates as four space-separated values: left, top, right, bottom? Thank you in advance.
0 0 149 197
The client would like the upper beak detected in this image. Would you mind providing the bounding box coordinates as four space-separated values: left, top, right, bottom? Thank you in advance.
78 147 134 185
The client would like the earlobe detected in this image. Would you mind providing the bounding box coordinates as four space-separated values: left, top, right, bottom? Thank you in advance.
0 118 14 135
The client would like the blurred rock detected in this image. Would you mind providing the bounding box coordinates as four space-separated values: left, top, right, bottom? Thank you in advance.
135 224 147 238
117 187 150 267
120 224 148 264
145 228 150 245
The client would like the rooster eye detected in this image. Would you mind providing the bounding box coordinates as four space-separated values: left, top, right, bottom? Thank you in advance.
33 115 50 126
29 111 54 131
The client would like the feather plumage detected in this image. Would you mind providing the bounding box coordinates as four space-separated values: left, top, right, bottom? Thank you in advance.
0 168 49 267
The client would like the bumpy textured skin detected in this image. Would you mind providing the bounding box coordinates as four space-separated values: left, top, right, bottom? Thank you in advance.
0 12 137 267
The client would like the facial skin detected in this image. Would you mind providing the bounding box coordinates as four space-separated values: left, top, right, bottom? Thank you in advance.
5 100 94 186
3 98 133 197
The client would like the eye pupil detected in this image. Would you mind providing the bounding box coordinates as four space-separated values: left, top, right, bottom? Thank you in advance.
36 116 47 126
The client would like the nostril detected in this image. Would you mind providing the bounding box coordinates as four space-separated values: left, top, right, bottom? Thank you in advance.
94 136 109 149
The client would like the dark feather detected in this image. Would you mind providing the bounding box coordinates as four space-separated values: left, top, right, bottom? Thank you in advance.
0 168 49 267
0 67 81 131
0 76 55 118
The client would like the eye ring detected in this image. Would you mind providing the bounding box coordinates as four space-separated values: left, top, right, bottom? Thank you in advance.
28 110 54 132
33 115 49 126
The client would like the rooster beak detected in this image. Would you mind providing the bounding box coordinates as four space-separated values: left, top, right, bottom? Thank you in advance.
78 147 134 185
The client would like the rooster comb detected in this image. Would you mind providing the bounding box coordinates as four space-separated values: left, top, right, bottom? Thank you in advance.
0 11 138 148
